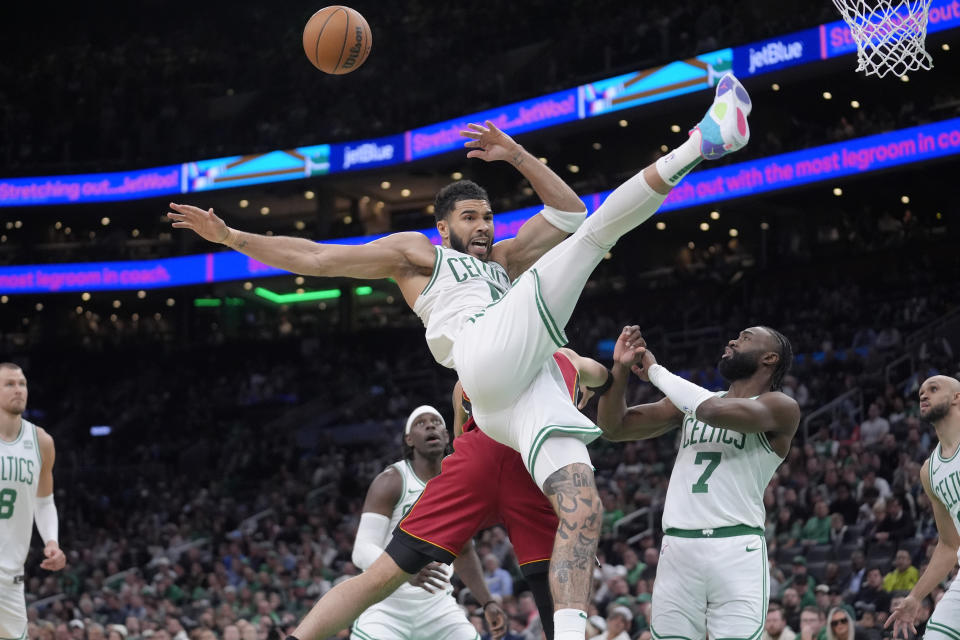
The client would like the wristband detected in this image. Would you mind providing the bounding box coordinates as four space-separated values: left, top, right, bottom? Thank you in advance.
587 369 614 396
647 363 716 417
540 206 587 233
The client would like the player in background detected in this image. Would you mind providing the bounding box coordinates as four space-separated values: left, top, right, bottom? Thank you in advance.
0 363 66 640
886 376 960 640
350 405 505 640
170 74 753 640
597 326 800 640
349 346 611 640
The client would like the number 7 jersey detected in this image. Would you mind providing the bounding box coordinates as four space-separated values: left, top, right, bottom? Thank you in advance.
662 395 783 531
0 419 41 576
413 245 512 369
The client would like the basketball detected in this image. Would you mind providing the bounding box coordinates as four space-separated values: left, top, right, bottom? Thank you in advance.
302 6 372 75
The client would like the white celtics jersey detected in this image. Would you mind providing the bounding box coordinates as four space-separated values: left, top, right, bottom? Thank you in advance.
413 245 512 368
927 443 960 564
0 419 42 576
662 395 783 531
383 460 453 600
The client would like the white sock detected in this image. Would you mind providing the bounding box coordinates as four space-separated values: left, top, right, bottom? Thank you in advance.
655 130 703 186
554 608 587 640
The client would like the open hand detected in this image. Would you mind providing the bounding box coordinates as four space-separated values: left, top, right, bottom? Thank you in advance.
614 326 647 368
407 561 449 594
461 120 522 164
167 203 230 244
885 594 919 639
40 541 66 571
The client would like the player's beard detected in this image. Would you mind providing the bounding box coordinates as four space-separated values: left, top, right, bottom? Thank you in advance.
921 399 951 424
718 349 761 383
449 230 489 260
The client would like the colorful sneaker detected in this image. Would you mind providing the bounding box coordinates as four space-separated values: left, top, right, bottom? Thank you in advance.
694 73 752 160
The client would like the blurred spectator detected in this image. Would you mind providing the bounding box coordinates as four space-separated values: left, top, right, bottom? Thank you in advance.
854 568 891 613
874 497 916 546
859 405 890 448
595 606 632 640
482 555 513 599
762 605 797 640
798 606 824 640
881 550 918 593
800 501 831 545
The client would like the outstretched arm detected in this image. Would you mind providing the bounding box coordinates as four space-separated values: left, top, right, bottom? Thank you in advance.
168 204 435 282
886 458 960 639
463 122 586 279
596 327 683 441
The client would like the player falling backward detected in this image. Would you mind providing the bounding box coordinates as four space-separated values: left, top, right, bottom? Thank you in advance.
170 73 754 640
597 326 800 640
0 363 66 640
886 375 960 640
350 404 507 640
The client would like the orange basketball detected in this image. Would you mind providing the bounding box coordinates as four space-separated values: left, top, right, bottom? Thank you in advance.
302 6 372 75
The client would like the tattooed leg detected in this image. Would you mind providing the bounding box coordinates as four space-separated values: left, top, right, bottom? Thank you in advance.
542 462 602 610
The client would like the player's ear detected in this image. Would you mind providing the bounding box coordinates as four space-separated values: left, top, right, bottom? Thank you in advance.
436 218 449 241
762 351 780 367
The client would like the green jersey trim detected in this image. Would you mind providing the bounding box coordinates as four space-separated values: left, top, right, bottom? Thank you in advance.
664 524 764 538
527 424 602 481
404 459 427 489
651 624 696 640
0 419 24 446
33 423 42 467
419 246 443 296
936 442 960 464
531 269 566 348
926 622 960 640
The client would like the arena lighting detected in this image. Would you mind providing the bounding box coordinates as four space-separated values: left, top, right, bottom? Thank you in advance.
851 100 861 109
380 181 391 189
254 286 373 304
239 199 249 208
304 190 315 199
90 426 112 437
656 221 666 230
451 172 463 180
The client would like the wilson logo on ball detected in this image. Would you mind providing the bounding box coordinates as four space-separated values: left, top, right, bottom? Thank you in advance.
342 26 365 69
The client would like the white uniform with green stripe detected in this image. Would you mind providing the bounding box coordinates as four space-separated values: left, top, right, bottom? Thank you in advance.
413 245 512 370
652 395 782 640
414 244 600 488
352 460 476 640
0 419 42 640
923 443 960 640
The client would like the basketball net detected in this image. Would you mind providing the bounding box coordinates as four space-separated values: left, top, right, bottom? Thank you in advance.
832 0 934 77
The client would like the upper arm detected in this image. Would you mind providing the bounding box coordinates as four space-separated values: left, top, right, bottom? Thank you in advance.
452 381 467 438
921 459 960 549
614 397 684 441
696 392 801 437
490 213 572 280
36 428 55 498
315 232 435 280
361 467 403 517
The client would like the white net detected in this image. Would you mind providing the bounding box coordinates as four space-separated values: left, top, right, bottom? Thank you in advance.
831 0 934 77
